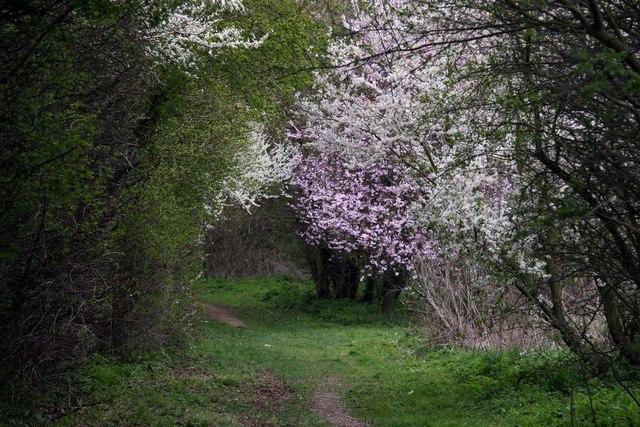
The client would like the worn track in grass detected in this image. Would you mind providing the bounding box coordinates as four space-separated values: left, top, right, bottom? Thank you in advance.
203 302 368 426
204 303 247 328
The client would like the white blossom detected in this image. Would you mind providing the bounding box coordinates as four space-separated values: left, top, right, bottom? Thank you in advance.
215 124 299 215
142 0 267 71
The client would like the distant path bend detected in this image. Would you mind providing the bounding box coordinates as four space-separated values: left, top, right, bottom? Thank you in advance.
204 303 246 328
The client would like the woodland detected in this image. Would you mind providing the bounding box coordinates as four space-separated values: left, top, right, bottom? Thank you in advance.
2 0 640 425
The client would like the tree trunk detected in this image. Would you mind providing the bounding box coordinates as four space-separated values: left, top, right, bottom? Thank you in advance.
306 245 330 299
331 254 359 299
360 276 376 303
380 270 404 316
599 282 640 365
381 290 396 316
544 228 589 357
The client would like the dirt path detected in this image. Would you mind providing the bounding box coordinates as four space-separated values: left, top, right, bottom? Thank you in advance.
204 303 246 328
312 377 368 427
203 304 367 426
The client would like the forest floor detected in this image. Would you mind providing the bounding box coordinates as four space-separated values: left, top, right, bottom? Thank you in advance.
49 277 639 426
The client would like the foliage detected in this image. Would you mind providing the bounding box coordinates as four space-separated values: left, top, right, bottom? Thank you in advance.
0 0 325 416
206 0 329 122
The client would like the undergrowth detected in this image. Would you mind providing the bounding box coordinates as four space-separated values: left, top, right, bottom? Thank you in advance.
3 276 639 426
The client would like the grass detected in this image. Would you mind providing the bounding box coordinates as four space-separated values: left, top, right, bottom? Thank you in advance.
17 276 640 426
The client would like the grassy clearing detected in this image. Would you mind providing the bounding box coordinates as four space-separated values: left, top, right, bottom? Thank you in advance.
27 276 640 426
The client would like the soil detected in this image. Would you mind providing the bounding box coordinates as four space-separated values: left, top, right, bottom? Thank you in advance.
172 366 211 379
252 369 293 413
238 370 295 426
203 303 246 328
312 377 368 427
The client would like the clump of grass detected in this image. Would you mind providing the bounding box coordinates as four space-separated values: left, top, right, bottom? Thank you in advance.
448 348 640 425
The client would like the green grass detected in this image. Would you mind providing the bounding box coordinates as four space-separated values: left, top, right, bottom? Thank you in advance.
29 276 640 426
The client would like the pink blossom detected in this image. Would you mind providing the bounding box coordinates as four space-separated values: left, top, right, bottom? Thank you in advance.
292 152 432 274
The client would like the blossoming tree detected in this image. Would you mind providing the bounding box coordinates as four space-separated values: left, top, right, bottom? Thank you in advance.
290 0 524 309
290 0 640 360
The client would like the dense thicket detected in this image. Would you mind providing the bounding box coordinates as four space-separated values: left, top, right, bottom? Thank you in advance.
0 0 324 406
464 0 640 366
1 0 163 387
